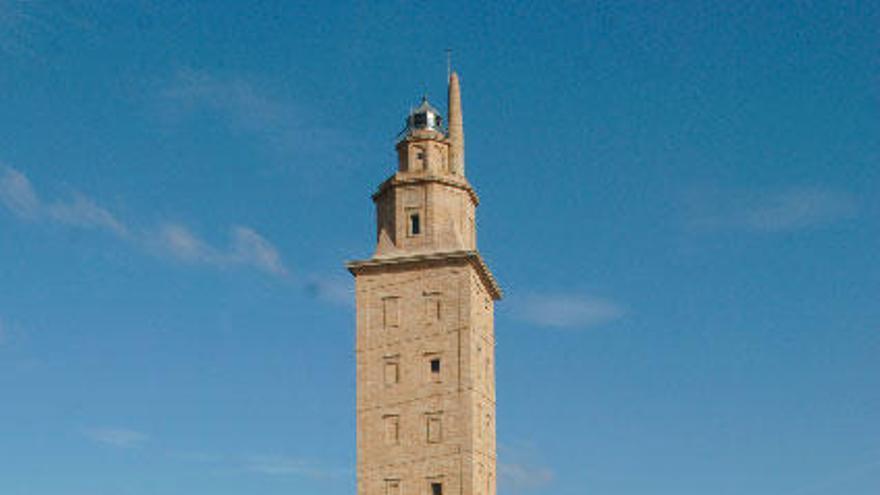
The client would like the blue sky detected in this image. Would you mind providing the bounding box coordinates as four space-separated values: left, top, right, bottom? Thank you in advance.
0 1 878 494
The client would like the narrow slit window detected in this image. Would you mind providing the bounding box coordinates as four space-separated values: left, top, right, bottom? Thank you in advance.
427 415 442 443
383 297 400 328
431 482 443 495
430 358 441 375
425 293 442 321
410 213 421 235
384 360 399 385
384 415 400 444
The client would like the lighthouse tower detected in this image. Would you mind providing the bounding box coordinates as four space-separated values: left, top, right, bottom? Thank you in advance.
348 72 501 495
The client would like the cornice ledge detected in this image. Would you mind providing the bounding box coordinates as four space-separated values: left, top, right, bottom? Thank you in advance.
371 175 480 206
346 250 502 300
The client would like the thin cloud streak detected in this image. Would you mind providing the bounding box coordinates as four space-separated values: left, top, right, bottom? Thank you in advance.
0 164 287 276
743 187 857 232
0 165 127 236
172 450 348 480
83 427 149 449
80 430 343 479
159 68 350 160
304 275 354 308
162 69 284 133
499 462 555 492
0 164 39 216
242 455 348 479
230 226 287 276
155 223 287 276
46 193 129 237
516 293 626 329
685 185 857 233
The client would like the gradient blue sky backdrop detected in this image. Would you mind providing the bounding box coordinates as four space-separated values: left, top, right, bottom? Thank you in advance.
1 1 878 494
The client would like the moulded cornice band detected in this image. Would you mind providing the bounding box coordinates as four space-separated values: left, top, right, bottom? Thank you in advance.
346 249 502 300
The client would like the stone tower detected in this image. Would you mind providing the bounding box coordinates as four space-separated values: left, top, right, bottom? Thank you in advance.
348 72 502 495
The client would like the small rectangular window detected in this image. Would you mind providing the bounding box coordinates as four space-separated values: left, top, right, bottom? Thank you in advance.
385 479 401 495
410 213 421 235
427 415 442 443
384 360 399 385
384 415 400 444
425 293 441 321
431 482 443 495
383 297 400 328
430 358 441 374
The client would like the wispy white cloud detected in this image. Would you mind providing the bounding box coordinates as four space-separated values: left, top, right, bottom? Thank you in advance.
0 165 127 236
0 165 39 217
304 275 354 308
515 293 625 329
159 69 348 159
157 222 208 260
742 187 857 232
155 223 288 276
499 462 555 492
685 186 857 233
162 69 282 132
0 165 287 277
170 449 347 480
497 441 555 493
46 193 129 236
230 226 287 276
242 455 347 479
84 427 149 449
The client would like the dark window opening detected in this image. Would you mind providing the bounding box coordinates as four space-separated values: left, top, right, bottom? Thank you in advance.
431 482 443 495
430 358 441 374
410 214 421 235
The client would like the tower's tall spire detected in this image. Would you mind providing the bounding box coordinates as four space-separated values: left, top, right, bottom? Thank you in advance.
448 71 465 175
